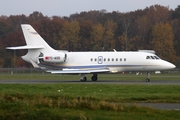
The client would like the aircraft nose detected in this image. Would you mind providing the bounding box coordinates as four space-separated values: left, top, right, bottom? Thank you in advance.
166 62 176 69
171 63 176 69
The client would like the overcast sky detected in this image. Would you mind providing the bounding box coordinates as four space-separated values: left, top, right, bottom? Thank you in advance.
0 0 179 17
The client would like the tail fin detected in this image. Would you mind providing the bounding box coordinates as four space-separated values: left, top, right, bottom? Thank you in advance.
6 24 56 63
21 24 53 49
7 24 53 50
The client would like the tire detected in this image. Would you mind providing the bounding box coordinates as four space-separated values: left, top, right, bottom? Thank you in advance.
91 76 97 81
81 77 87 82
146 78 150 82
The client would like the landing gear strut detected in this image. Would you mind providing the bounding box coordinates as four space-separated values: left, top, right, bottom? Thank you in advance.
80 74 87 82
91 73 98 81
146 72 150 82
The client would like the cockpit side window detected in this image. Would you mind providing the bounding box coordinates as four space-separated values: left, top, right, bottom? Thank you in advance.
146 55 160 60
154 56 160 59
150 56 155 59
146 56 150 59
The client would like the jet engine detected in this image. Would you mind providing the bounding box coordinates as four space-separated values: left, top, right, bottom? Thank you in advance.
39 52 67 63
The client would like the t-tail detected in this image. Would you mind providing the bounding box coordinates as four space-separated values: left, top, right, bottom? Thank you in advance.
6 24 57 65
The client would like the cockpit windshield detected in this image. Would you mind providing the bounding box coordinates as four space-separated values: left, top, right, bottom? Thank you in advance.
146 56 160 60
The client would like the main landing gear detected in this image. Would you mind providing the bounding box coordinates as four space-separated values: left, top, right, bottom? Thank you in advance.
146 72 150 82
80 73 98 82
91 74 98 81
80 73 151 82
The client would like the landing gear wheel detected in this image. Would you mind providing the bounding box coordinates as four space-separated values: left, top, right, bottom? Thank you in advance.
91 74 98 81
81 76 87 82
91 76 97 81
146 78 150 82
80 74 87 82
146 72 150 82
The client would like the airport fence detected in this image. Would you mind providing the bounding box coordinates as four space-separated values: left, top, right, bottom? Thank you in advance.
0 68 43 74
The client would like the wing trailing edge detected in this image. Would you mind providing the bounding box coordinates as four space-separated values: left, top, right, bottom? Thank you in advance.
47 68 110 74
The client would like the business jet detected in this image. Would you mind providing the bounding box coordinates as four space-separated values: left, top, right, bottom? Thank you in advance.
6 24 176 82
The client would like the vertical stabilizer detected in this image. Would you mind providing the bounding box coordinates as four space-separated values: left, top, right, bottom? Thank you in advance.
7 24 56 63
20 24 56 62
21 24 52 49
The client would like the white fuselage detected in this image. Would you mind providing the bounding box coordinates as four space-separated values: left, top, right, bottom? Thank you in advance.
23 50 175 73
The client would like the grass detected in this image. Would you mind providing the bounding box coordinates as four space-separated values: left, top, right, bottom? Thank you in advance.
0 84 180 103
0 73 180 119
0 84 180 119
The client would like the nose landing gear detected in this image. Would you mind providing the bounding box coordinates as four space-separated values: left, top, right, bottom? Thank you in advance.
146 72 150 82
80 74 87 81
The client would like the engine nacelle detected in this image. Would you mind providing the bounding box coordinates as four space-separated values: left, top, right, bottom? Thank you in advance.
41 52 67 63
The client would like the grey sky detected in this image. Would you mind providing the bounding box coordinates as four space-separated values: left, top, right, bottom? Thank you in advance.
0 0 179 17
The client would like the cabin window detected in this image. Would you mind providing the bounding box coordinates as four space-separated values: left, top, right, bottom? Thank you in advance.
112 58 114 61
94 58 97 61
108 58 110 61
90 58 93 61
116 58 118 61
120 58 122 61
124 58 126 61
104 58 106 61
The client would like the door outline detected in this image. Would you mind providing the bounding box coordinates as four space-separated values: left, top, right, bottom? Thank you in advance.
98 56 103 64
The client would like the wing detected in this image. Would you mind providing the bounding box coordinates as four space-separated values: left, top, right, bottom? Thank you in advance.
47 68 110 74
29 58 110 74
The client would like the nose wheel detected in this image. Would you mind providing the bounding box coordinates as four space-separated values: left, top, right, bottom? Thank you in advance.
146 72 150 82
80 74 87 81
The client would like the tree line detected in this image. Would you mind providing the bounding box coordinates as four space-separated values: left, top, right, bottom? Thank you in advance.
0 4 180 68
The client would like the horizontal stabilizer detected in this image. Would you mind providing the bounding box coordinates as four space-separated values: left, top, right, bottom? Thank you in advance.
6 45 44 50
